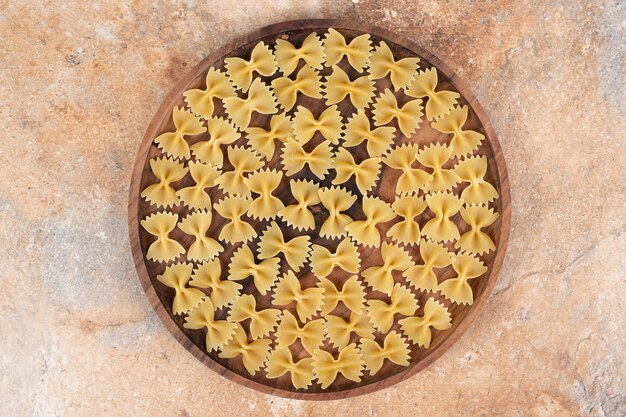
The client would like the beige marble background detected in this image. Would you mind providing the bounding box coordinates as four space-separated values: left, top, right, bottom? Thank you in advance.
0 1 624 416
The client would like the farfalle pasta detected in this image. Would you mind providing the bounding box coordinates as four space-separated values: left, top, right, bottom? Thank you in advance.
219 323 272 375
225 41 277 92
272 270 324 322
405 67 460 120
227 245 280 295
367 284 418 333
228 294 281 339
292 105 343 145
369 41 420 90
346 197 395 247
272 65 323 111
373 89 423 138
246 113 293 161
184 68 235 119
214 146 263 196
213 195 256 244
421 191 464 243
141 156 189 208
243 168 284 220
399 298 452 348
332 148 381 194
416 143 461 193
362 242 414 295
189 117 240 168
318 186 357 239
325 312 374 350
323 28 372 72
176 161 220 211
387 194 427 245
438 253 487 305
184 298 237 351
190 259 241 309
281 138 333 179
310 237 361 278
454 155 500 204
275 310 325 354
319 275 366 315
156 262 205 315
277 179 320 230
403 240 454 291
223 78 277 129
154 106 205 160
343 109 395 158
141 212 185 262
178 211 224 262
258 222 311 272
312 344 364 389
432 105 485 156
360 331 410 375
266 347 315 389
456 204 499 255
384 144 432 194
324 65 375 109
275 32 325 76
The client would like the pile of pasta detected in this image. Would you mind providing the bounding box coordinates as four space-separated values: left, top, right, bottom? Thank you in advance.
139 28 499 390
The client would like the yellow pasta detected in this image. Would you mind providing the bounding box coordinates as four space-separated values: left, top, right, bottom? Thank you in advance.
189 259 241 309
223 78 277 129
183 68 235 119
213 195 256 244
454 155 499 204
324 65 375 109
266 347 315 390
387 194 427 245
275 32 325 76
421 191 464 243
228 294 281 339
275 310 325 354
292 105 343 145
318 186 357 239
325 312 374 349
310 237 361 278
214 146 263 196
312 344 364 389
431 105 485 157
156 262 205 315
372 89 423 138
405 67 460 120
438 253 487 305
399 298 452 348
246 113 293 160
403 241 454 291
323 28 372 72
369 41 420 91
416 143 461 192
272 270 324 322
343 109 396 158
258 221 311 272
456 204 499 255
141 156 189 208
281 137 333 179
178 211 224 262
154 106 205 160
225 41 277 92
227 246 280 295
367 284 418 333
277 179 320 231
332 148 381 194
141 212 185 262
243 168 284 220
176 161 220 211
345 197 395 248
361 242 414 295
383 144 432 194
219 323 272 375
319 275 366 315
189 117 240 168
359 331 410 375
272 65 323 111
184 298 237 351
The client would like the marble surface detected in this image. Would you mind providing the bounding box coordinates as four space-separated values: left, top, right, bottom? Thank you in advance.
1 1 624 416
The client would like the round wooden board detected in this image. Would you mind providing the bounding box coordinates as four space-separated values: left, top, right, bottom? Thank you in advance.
128 19 510 400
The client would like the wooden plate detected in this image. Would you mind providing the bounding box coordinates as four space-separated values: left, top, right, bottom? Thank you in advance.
128 19 510 399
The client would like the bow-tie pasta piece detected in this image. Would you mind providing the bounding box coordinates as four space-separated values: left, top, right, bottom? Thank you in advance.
332 148 381 194
258 222 311 272
324 65 375 110
319 275 366 315
178 211 224 262
190 117 240 168
213 195 256 244
405 67 460 121
183 68 235 119
184 298 237 351
310 237 361 278
141 212 185 262
416 143 461 193
456 204 499 255
367 284 418 333
369 41 420 91
243 168 284 220
432 105 485 157
225 41 277 92
223 78 278 129
176 161 220 211
154 107 205 160
323 28 372 72
387 194 427 245
228 294 281 339
359 331 411 375
214 146 263 196
246 113 293 161
346 197 395 248
454 155 499 204
293 105 343 145
278 179 320 231
383 144 432 195
343 109 396 158
156 262 205 315
265 347 315 390
272 65 323 111
421 191 464 243
325 312 374 350
318 186 357 239
275 310 325 355
141 156 189 208
362 242 415 295
228 246 280 295
189 259 241 309
373 89 423 138
403 240 454 291
273 271 325 322
312 344 364 389
219 323 272 376
281 137 334 180
438 253 487 305
275 32 325 76
399 298 452 348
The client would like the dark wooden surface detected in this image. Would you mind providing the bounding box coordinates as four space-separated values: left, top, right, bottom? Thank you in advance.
128 19 511 400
